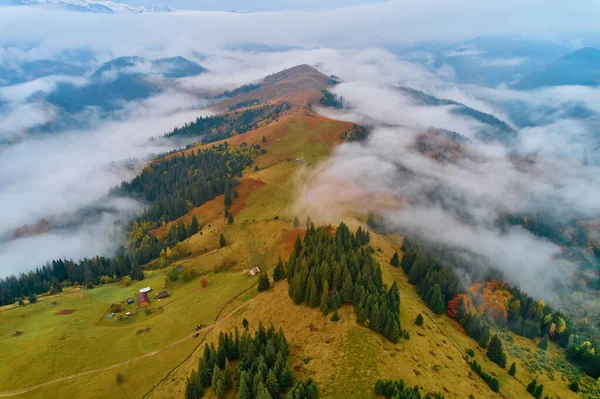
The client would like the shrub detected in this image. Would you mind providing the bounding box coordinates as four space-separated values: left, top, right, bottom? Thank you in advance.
569 380 579 393
115 373 124 385
200 276 209 288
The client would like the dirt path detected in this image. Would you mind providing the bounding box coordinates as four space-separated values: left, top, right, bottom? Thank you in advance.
0 286 260 398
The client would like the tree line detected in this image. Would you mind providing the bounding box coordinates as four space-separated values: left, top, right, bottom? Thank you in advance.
399 238 600 379
0 143 259 306
164 102 290 144
374 379 445 399
185 322 317 399
285 222 402 343
0 254 143 306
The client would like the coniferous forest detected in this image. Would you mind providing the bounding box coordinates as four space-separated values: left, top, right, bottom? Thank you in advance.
0 143 261 306
400 238 600 379
286 223 402 343
185 322 316 399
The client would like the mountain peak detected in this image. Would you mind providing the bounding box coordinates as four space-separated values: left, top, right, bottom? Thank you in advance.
15 0 175 14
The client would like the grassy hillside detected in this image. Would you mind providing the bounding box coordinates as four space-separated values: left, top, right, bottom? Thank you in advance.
0 65 590 399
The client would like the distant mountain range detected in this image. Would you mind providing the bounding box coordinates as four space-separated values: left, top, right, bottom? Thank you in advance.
514 47 600 89
45 55 206 113
5 0 174 13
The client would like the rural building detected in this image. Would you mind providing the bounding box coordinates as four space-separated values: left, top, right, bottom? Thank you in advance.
249 267 260 276
296 158 305 163
106 312 115 319
157 291 170 299
138 292 149 308
126 297 134 304
139 287 151 293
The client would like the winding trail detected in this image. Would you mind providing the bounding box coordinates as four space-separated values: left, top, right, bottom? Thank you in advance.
0 284 259 398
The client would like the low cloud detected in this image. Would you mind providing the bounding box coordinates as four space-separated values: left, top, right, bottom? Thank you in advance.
0 89 212 275
293 51 600 308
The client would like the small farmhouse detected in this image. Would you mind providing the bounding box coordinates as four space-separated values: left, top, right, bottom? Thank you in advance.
249 267 260 276
138 292 149 308
157 291 170 299
139 287 151 293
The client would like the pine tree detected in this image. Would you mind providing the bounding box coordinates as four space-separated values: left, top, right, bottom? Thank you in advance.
320 280 330 316
262 135 267 143
258 271 271 292
273 258 285 282
509 362 517 377
220 234 227 248
487 334 507 368
538 335 549 350
308 278 319 308
330 310 340 322
340 272 354 304
131 266 144 281
224 189 232 207
293 216 300 228
228 213 234 224
189 215 200 235
390 252 400 267
415 313 424 326
294 235 303 256
428 284 445 314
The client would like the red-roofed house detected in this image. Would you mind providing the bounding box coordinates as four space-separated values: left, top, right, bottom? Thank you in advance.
138 292 149 308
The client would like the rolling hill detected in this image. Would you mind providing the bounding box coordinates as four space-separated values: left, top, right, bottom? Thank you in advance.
0 64 595 399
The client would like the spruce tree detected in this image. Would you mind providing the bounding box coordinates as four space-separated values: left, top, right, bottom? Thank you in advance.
509 362 517 377
330 310 340 322
428 284 445 314
487 334 507 368
228 213 234 224
131 266 144 281
190 215 200 235
415 313 424 326
220 234 227 248
320 281 330 316
294 235 303 256
273 258 285 282
258 271 271 292
224 189 232 207
308 278 319 308
293 216 300 228
390 252 400 267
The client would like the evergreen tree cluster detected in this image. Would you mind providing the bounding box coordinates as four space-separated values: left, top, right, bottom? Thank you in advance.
166 215 200 247
319 89 343 109
374 379 445 399
257 271 271 292
119 143 256 225
286 223 401 343
340 124 369 142
486 334 507 368
399 239 460 314
469 360 500 393
285 380 318 399
0 254 142 306
0 144 259 306
526 379 544 399
164 102 290 143
185 322 315 399
399 238 600 380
